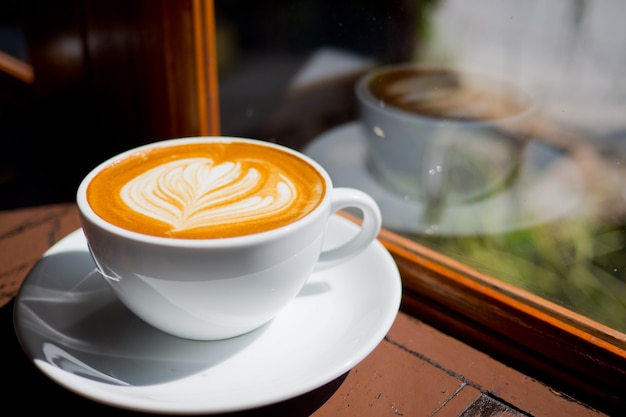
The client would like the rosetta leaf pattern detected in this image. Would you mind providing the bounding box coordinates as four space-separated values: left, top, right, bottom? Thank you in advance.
121 158 295 232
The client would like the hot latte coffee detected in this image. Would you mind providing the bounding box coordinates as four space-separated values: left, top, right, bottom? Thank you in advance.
77 136 381 340
87 140 326 239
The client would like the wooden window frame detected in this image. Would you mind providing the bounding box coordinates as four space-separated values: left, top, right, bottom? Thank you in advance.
22 0 221 147
370 216 626 413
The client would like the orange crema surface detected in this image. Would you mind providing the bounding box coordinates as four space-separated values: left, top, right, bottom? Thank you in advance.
87 142 326 239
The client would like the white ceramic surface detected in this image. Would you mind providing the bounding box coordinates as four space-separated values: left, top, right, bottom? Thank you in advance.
13 216 401 414
77 136 381 340
304 122 586 236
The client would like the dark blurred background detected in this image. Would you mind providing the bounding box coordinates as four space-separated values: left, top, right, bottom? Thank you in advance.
0 0 419 210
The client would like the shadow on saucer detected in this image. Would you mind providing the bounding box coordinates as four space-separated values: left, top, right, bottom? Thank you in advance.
15 250 266 386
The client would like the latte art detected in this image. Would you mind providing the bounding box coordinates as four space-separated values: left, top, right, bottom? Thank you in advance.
121 157 296 233
87 141 325 238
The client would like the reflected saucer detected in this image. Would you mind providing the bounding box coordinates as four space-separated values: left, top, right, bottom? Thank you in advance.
304 122 585 236
13 215 401 415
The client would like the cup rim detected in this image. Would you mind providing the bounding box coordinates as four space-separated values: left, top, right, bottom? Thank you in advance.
355 62 538 126
76 136 333 247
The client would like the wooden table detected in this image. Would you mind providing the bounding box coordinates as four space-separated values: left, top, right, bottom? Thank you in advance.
0 203 608 416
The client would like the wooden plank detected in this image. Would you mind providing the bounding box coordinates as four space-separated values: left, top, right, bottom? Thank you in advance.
376 222 626 415
335 211 625 415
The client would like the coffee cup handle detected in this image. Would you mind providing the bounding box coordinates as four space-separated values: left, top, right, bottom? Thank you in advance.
314 188 382 271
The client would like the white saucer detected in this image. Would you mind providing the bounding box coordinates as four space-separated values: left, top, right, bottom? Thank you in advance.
13 216 401 415
304 122 586 236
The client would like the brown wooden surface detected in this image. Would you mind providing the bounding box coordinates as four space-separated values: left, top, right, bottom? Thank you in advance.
0 203 610 416
373 223 626 415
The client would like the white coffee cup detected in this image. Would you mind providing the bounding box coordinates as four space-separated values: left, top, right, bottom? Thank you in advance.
77 136 381 340
355 63 536 207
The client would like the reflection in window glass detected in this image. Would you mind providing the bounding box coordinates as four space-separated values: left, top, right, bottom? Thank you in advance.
414 0 626 332
215 0 626 333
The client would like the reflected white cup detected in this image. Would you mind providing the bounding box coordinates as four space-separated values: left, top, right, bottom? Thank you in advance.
77 136 381 340
356 64 536 207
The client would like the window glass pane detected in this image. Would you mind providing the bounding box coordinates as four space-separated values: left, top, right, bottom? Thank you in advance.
406 0 626 334
215 0 626 335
